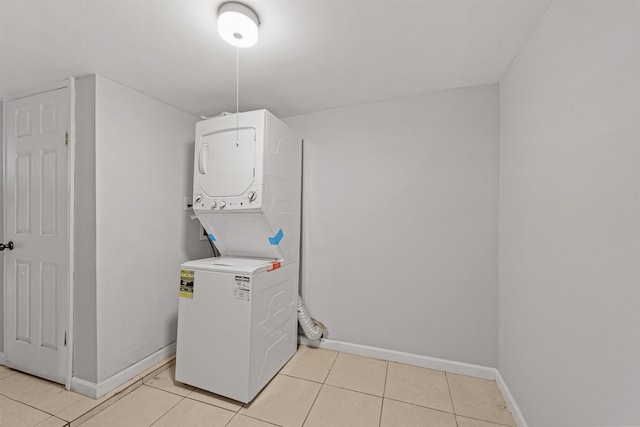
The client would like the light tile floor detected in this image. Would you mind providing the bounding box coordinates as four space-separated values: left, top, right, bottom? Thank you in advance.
0 345 516 426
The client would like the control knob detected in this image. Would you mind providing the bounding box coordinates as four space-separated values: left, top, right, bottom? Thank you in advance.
211 200 217 209
219 201 226 209
248 191 257 202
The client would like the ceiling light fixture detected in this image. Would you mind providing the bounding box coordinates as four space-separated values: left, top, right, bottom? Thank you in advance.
217 2 260 48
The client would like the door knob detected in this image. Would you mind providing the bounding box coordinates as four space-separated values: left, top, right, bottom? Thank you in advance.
0 241 14 251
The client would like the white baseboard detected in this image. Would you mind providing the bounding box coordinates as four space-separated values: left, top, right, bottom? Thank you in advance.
496 370 529 427
298 336 496 380
298 336 527 427
70 342 176 399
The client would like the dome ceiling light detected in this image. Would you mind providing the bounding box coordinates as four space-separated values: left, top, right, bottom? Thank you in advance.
217 2 260 48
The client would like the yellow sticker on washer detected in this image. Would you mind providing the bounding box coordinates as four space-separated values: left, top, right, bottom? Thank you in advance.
179 269 194 298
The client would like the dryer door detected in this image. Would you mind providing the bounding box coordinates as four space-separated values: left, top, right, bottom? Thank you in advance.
198 127 256 197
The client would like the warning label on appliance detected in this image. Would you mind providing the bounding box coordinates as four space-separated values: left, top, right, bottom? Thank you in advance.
234 275 251 300
179 269 194 299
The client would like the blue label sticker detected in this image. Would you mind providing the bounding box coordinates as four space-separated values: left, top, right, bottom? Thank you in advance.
208 233 216 241
268 229 284 245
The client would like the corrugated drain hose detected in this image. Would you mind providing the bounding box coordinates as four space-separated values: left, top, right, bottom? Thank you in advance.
297 294 325 341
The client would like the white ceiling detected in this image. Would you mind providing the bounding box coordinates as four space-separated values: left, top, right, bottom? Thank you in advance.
0 0 552 118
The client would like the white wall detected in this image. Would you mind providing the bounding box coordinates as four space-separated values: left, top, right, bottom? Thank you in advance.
285 85 499 367
499 1 640 426
73 75 211 385
0 100 3 354
74 76 98 382
93 76 211 382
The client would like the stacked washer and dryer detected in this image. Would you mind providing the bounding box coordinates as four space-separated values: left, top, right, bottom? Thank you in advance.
175 110 302 403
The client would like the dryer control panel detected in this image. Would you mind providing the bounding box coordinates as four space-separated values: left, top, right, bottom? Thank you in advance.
193 186 262 211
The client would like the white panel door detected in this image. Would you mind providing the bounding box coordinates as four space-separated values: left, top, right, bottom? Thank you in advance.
4 87 70 384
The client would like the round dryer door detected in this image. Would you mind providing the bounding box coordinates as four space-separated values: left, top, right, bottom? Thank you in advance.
198 127 256 197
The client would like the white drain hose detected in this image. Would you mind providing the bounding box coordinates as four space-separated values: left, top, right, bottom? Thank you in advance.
297 294 325 341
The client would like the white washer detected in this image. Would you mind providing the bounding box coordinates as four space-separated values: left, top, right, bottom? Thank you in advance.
175 257 298 403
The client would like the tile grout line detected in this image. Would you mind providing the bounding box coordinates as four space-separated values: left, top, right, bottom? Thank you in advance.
70 377 144 427
141 360 176 384
379 361 389 427
223 412 238 427
445 372 461 427
447 372 459 427
299 348 340 426
456 414 516 427
1 390 70 427
183 392 243 413
144 381 194 399
0 391 79 420
326 349 340 375
278 372 325 385
383 396 457 417
145 361 250 417
74 384 147 427
314 382 385 399
231 412 283 427
445 373 515 427
298 381 323 426
445 372 458 415
323 351 389 399
0 393 57 416
147 393 186 427
447 373 517 427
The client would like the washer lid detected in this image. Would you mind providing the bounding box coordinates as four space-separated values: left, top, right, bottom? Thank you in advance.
181 257 280 274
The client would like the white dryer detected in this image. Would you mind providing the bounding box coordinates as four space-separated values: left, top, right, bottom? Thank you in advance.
192 109 302 262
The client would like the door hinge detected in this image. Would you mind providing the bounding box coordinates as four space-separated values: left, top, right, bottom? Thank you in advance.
65 131 69 146
64 331 67 346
